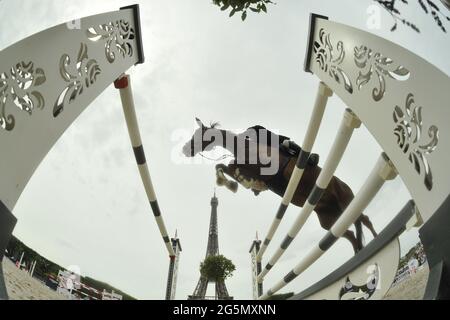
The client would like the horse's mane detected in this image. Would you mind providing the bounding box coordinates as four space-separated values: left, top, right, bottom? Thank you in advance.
209 121 220 129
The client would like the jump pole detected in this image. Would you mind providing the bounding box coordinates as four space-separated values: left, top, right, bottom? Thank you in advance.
258 109 361 282
259 153 397 300
18 252 24 268
114 74 175 258
256 81 333 262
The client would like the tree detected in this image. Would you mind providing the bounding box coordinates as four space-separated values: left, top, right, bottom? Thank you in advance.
212 0 450 33
200 255 236 282
212 0 275 21
375 0 450 33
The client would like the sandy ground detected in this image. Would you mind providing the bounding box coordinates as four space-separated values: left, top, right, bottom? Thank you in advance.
383 264 429 300
2 258 67 300
2 257 428 300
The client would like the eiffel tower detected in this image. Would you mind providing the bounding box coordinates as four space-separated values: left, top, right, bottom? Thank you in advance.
188 192 232 300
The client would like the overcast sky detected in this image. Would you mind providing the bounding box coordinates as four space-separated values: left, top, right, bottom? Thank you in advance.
1 0 448 300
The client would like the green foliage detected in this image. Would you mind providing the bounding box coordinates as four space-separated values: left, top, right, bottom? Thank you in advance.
212 0 275 21
5 236 136 300
374 0 449 33
200 255 236 282
211 0 449 33
6 236 62 277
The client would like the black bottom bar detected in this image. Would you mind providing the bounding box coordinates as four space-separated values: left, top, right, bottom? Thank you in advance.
318 231 338 251
133 145 147 165
420 195 450 300
0 201 17 300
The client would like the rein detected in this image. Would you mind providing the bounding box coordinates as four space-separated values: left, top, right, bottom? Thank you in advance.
199 152 233 162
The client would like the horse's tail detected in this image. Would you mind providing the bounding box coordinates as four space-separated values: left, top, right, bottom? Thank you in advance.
355 218 364 252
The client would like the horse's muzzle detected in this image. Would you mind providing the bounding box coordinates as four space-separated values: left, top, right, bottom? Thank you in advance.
182 143 194 157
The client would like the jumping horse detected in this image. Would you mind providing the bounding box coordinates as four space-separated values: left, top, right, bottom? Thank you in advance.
182 118 377 252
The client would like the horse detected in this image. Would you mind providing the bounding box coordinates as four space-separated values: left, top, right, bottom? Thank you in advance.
182 118 377 253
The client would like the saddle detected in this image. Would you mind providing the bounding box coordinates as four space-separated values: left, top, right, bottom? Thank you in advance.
246 125 319 167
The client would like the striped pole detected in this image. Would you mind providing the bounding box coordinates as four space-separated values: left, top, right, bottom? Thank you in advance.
259 153 397 300
257 109 361 282
18 252 24 268
115 74 175 258
256 82 333 262
30 261 36 277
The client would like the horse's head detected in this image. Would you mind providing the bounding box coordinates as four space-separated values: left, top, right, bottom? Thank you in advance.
182 118 220 157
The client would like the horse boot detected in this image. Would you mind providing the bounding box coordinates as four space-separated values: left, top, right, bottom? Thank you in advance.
216 167 238 192
216 168 227 186
226 181 238 193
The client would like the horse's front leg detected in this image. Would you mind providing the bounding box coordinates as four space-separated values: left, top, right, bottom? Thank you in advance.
216 164 238 193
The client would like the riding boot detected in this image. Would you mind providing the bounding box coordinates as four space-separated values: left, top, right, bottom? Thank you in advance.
282 140 319 167
282 140 302 156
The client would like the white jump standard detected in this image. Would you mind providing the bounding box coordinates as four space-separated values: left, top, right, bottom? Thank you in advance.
0 4 180 300
251 13 450 300
114 74 175 257
260 153 397 300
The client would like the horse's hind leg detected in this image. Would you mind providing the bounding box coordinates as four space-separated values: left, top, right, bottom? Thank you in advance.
342 230 361 254
354 219 364 250
331 179 365 252
359 214 377 238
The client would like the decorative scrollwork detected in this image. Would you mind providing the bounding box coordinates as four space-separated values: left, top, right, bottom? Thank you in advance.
54 43 101 117
313 28 353 94
393 93 438 190
0 62 46 131
354 46 410 102
339 264 379 300
87 19 135 63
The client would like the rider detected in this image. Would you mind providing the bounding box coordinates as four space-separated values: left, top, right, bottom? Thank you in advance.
245 125 319 166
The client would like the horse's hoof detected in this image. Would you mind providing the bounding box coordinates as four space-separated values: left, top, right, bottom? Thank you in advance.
216 178 225 186
227 181 238 193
